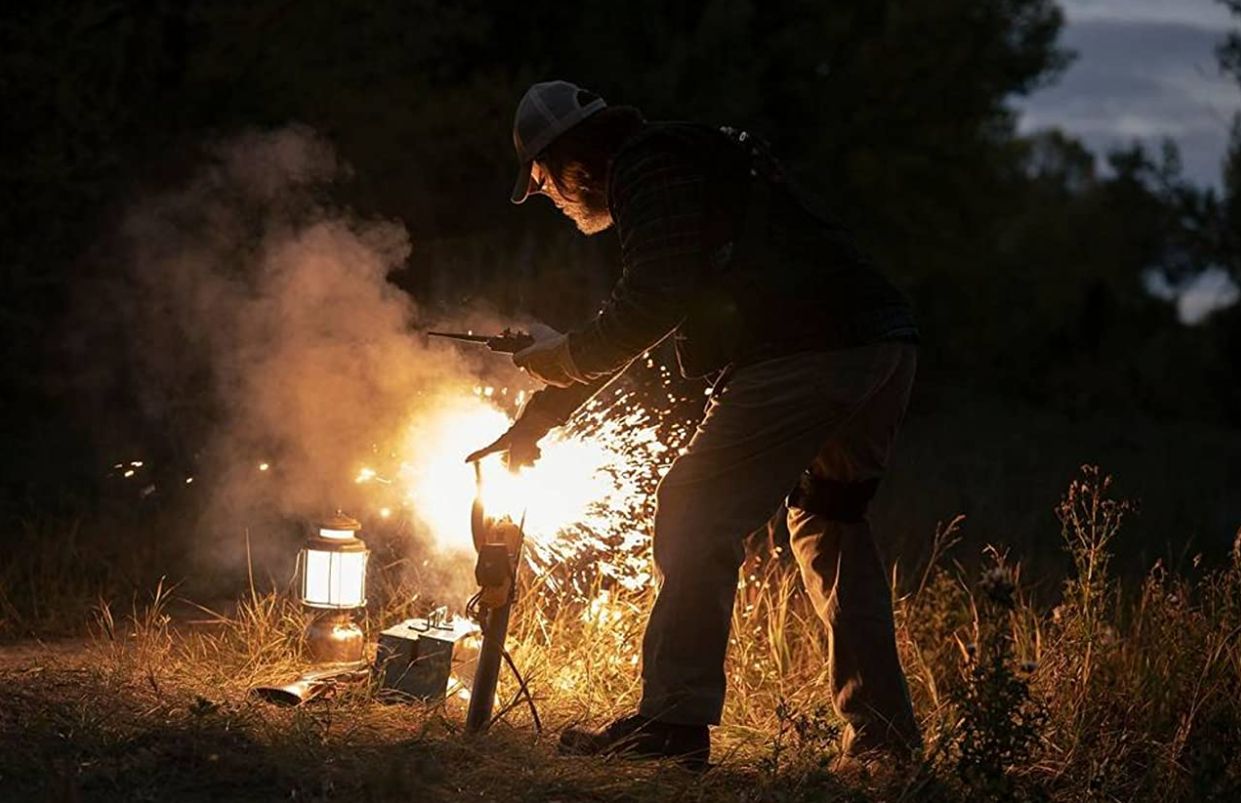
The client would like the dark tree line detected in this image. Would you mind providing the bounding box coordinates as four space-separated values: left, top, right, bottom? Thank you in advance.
1 1 1238 498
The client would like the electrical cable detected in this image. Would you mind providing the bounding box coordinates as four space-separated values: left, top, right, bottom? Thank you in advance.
466 583 542 732
465 590 483 621
495 647 542 733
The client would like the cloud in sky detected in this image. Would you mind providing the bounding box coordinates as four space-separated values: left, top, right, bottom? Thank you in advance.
1144 266 1240 324
1018 0 1239 186
1020 2 1241 321
1065 0 1235 28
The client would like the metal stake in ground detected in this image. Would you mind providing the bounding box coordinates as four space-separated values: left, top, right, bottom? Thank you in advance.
464 463 533 734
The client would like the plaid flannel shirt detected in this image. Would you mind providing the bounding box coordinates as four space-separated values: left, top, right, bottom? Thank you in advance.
523 124 917 427
567 139 708 379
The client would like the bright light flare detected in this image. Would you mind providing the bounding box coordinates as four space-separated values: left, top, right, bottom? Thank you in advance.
404 400 607 547
389 387 678 594
397 401 510 553
473 434 617 537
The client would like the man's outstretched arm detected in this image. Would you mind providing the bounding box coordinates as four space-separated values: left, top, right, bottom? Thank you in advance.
465 373 619 465
521 373 620 425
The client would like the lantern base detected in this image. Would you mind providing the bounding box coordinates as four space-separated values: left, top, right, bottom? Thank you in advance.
305 609 366 665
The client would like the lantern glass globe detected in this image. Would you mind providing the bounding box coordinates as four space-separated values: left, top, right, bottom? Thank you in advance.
300 514 368 610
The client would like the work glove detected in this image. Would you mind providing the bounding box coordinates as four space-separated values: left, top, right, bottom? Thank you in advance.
465 407 560 470
513 325 586 388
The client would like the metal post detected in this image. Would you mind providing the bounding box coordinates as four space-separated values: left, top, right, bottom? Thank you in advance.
463 462 525 735
464 600 512 733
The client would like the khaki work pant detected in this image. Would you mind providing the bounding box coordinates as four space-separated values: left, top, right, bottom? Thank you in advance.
638 342 920 755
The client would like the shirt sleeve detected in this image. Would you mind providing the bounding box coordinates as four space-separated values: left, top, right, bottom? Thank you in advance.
519 371 621 428
566 141 707 378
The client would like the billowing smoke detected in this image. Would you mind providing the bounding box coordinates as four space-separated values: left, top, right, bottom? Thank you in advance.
87 125 519 596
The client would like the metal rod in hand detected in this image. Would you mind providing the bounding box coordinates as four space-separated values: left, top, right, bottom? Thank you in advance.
427 331 491 345
427 329 535 355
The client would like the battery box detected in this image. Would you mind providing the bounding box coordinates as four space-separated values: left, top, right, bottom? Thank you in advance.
374 614 480 702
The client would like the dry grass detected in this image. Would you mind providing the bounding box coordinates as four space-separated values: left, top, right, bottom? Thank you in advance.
1 467 1239 801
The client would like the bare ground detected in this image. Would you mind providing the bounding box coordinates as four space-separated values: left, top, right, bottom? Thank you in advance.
0 639 897 803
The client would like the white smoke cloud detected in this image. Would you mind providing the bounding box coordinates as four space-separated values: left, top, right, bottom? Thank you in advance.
92 125 520 596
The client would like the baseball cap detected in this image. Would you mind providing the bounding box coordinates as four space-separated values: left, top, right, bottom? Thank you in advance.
510 80 607 204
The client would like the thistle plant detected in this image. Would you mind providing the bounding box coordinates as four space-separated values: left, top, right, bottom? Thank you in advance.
951 550 1048 801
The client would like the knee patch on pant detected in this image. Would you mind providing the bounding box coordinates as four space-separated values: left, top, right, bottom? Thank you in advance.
786 473 880 523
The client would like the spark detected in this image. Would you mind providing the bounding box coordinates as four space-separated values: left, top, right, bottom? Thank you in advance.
123 469 135 478
258 462 270 472
379 507 392 518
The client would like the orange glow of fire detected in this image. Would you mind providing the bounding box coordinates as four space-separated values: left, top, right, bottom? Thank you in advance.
384 390 671 593
340 367 695 597
392 399 625 551
394 400 510 553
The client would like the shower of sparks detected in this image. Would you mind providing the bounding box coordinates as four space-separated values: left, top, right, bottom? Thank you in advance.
390 366 697 597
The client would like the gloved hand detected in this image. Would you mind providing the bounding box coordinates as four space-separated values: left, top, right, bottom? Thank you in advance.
465 408 559 469
513 326 584 388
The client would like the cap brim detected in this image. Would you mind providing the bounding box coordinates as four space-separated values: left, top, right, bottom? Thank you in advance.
510 161 534 204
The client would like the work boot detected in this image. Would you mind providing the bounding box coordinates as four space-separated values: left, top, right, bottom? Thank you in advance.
839 722 922 763
558 714 710 770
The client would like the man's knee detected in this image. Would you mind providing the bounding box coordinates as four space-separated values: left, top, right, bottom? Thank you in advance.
786 472 881 523
652 478 696 572
652 475 743 576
